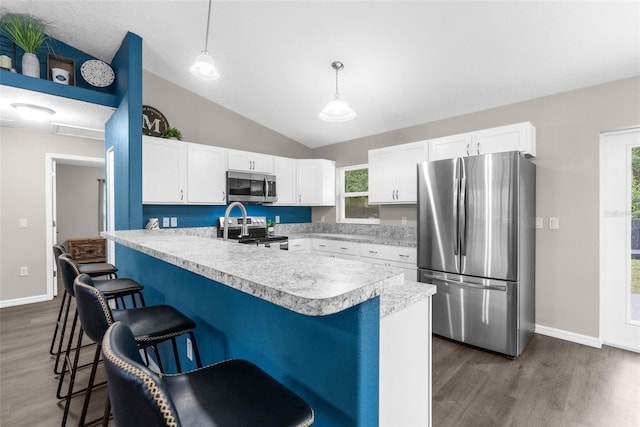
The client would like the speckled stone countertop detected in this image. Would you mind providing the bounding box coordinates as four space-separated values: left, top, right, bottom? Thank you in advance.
275 223 417 248
286 232 416 248
102 229 416 317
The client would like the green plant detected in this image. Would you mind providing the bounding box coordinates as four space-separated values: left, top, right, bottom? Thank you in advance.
161 127 182 140
267 220 275 228
0 13 48 54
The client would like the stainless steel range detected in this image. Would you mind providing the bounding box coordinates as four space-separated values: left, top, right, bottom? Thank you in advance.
217 216 288 249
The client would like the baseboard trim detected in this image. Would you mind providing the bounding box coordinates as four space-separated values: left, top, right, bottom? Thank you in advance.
0 294 51 308
535 324 602 349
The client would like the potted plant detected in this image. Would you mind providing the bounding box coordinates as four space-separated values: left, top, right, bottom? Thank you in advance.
0 13 48 78
161 127 182 140
267 219 275 236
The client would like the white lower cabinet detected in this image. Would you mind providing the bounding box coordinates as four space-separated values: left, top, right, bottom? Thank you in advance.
287 238 310 253
380 297 432 426
311 239 359 260
359 243 417 281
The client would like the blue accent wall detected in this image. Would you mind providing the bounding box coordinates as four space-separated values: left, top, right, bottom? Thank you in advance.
105 32 143 231
142 204 311 228
116 246 380 426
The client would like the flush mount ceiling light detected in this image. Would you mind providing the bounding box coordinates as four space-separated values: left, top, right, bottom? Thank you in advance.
11 103 55 121
189 0 220 80
319 61 356 122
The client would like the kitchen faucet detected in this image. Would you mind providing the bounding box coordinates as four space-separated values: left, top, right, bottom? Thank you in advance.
223 201 248 240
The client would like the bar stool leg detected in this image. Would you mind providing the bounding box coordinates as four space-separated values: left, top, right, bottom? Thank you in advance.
171 338 182 373
78 345 102 426
49 292 68 355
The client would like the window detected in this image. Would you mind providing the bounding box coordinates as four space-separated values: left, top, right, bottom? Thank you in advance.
338 164 379 223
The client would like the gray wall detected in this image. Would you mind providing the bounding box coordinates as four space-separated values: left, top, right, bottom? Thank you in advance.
56 165 105 245
0 127 105 302
143 70 313 158
312 76 640 339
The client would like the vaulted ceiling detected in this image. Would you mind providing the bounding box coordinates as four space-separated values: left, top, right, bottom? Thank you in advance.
1 1 639 147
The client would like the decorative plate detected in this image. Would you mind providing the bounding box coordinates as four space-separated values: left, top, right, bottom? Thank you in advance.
80 59 115 87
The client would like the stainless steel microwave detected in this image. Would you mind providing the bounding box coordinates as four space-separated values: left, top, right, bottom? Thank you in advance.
226 171 277 204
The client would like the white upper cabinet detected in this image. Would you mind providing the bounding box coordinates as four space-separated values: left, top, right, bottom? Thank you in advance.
369 140 429 204
297 159 336 206
273 156 298 205
186 143 227 204
429 122 536 161
227 149 274 173
143 136 186 204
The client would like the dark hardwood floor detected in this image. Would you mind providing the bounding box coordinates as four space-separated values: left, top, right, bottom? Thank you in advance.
1 289 639 426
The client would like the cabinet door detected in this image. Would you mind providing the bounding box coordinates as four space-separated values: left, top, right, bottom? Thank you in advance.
474 122 536 157
395 141 428 203
368 148 398 203
273 156 298 205
287 238 310 253
142 137 185 204
428 133 473 161
297 159 335 206
186 143 227 204
227 149 274 173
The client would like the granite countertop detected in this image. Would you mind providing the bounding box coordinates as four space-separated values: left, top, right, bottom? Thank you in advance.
285 232 417 248
102 229 410 317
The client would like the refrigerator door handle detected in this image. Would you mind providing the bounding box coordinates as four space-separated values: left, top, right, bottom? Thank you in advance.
459 174 467 256
429 277 508 292
453 176 459 255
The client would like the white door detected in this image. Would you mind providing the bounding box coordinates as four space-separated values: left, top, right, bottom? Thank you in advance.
51 160 58 297
600 128 640 352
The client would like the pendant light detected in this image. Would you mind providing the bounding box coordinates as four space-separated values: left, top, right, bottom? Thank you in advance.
319 61 356 122
190 0 220 80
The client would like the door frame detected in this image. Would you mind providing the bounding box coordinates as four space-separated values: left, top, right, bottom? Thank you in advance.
45 153 104 299
599 126 640 353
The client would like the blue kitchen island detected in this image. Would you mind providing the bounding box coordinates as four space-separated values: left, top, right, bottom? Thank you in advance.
102 228 434 426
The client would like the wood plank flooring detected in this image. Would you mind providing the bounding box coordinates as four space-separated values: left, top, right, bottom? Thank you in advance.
1 290 639 426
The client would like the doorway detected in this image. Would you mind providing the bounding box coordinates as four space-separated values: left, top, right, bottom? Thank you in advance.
45 153 104 299
600 128 640 352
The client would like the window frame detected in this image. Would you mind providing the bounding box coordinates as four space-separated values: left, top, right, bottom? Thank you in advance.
337 164 380 224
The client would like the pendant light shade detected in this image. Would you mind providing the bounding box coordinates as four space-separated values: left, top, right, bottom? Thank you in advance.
190 52 219 80
319 61 356 122
190 0 219 80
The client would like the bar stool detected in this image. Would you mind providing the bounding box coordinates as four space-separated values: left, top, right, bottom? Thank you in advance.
102 322 314 427
49 245 119 357
64 274 203 426
53 254 145 377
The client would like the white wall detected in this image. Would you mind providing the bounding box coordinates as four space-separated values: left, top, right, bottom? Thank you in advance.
56 164 105 246
0 127 104 303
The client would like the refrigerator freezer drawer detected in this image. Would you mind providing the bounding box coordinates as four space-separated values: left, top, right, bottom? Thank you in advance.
419 270 519 356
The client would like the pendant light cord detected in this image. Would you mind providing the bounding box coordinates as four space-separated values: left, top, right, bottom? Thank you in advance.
204 0 212 53
334 68 340 100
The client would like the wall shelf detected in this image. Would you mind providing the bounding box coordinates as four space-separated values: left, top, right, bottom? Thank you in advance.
0 69 118 108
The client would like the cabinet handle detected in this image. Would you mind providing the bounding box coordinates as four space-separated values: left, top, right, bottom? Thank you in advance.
369 250 378 254
319 244 326 248
477 142 480 154
340 247 348 251
466 143 470 156
180 189 184 201
399 254 410 259
222 191 226 201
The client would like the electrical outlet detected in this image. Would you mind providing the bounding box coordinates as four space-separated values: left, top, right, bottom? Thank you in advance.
186 337 193 361
321 215 326 223
162 217 170 228
275 215 280 224
19 218 28 229
549 217 560 230
170 217 178 227
401 217 407 226
19 266 28 276
535 217 543 229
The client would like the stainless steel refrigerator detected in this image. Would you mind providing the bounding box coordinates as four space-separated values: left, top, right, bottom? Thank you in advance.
417 151 535 358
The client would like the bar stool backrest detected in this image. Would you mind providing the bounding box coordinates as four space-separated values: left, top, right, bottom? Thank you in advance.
58 254 81 297
102 322 181 427
74 275 115 345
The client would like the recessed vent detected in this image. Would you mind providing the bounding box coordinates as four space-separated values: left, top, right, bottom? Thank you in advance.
52 123 104 140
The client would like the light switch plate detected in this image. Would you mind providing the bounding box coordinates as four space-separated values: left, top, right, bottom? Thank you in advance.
19 218 28 229
162 217 170 228
549 217 560 230
535 217 543 229
170 217 178 227
275 215 280 224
